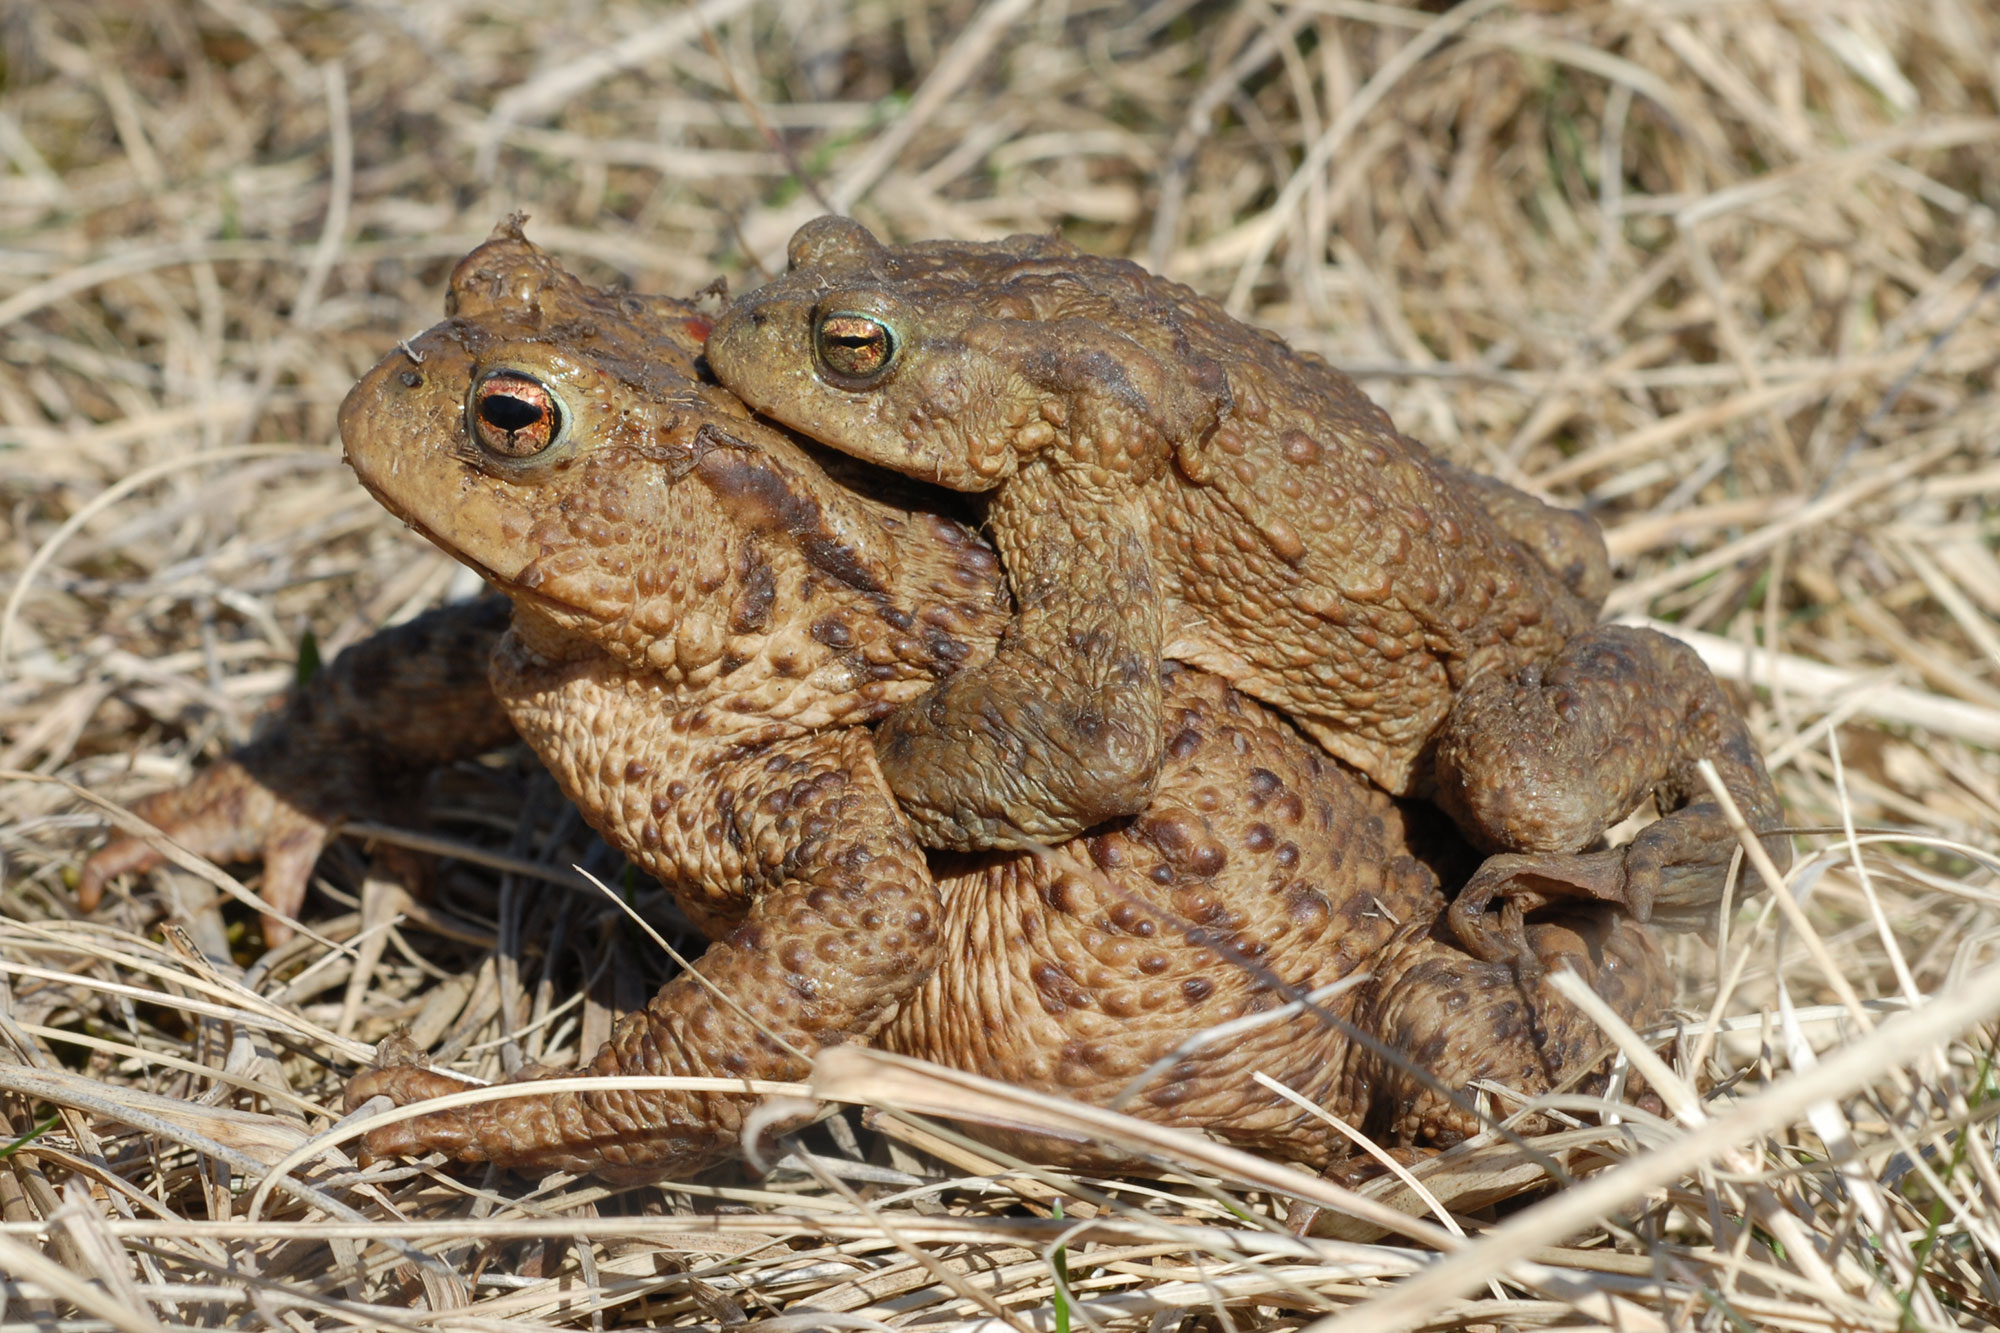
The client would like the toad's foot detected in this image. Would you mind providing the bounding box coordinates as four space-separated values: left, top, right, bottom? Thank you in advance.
346 1055 763 1185
1431 624 1788 962
877 478 1167 851
79 600 514 945
1354 906 1666 1146
81 758 345 945
1447 807 1775 969
1290 906 1666 1232
345 942 837 1184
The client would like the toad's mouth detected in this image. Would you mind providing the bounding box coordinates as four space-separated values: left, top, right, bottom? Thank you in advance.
341 464 588 624
752 410 987 533
378 501 501 587
358 488 588 624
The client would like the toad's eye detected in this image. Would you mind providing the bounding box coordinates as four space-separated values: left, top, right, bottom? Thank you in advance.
470 372 566 458
813 312 897 387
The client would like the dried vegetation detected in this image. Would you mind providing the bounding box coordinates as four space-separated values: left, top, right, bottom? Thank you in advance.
4 0 2000 1328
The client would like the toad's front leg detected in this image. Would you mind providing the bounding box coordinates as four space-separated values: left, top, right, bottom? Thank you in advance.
876 476 1166 851
348 719 941 1180
1430 624 1789 965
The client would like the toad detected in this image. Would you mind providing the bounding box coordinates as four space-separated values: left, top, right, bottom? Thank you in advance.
81 225 1664 1180
707 218 1789 962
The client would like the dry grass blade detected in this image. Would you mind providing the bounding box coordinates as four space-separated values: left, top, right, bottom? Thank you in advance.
5 0 1999 1327
811 1047 1460 1250
0 1232 172 1333
1311 959 2000 1333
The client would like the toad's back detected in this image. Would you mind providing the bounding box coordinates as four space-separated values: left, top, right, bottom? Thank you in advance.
1115 251 1595 785
711 219 1785 961
715 226 1593 789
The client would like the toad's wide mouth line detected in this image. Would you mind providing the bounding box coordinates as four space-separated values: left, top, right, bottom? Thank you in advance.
342 469 589 625
746 405 991 533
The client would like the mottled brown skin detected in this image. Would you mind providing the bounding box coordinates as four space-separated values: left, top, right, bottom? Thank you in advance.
84 226 1666 1181
890 666 1666 1170
706 217 1790 959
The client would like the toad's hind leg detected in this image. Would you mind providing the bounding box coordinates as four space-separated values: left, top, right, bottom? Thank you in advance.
1438 460 1612 612
1352 907 1667 1148
1430 624 1788 966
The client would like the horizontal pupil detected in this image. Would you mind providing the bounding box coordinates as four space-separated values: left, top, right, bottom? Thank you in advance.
482 395 544 432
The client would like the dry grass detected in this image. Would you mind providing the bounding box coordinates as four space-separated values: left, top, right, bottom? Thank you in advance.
3 0 2000 1327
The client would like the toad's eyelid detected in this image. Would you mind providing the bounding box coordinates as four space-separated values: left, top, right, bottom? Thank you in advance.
815 309 890 334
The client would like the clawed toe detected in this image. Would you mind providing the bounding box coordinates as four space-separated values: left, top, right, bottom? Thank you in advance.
1447 883 1539 972
1448 848 1638 968
343 1045 491 1162
345 1064 471 1115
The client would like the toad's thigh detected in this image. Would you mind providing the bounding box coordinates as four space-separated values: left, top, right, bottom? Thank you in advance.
881 669 1448 1155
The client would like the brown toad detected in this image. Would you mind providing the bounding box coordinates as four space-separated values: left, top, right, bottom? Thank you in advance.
707 217 1789 960
83 225 1664 1181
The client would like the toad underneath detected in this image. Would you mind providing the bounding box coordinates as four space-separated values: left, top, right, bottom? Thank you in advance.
708 217 1789 961
81 226 1664 1180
